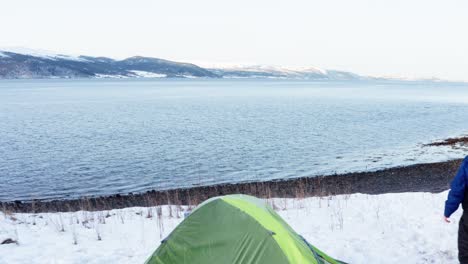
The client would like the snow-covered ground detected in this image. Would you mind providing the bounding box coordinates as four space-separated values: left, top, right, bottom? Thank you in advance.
129 71 167 78
0 191 460 263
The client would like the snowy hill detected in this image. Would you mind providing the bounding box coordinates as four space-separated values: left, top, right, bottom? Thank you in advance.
0 49 218 79
0 47 88 62
0 48 452 81
209 65 368 80
0 48 373 80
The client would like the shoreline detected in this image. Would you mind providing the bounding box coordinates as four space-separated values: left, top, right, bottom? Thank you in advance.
1 158 462 213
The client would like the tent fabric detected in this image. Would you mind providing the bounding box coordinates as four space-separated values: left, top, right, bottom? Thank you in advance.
145 194 344 264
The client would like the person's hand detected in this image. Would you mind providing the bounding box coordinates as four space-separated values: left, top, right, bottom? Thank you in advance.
444 216 451 223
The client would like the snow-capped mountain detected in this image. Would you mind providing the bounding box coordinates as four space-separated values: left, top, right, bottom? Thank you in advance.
209 65 367 80
0 49 218 79
0 48 447 81
0 47 87 62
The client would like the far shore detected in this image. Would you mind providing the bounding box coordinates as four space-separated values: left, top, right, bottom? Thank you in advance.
1 158 462 213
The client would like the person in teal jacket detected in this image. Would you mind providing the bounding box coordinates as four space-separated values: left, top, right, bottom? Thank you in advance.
445 156 468 263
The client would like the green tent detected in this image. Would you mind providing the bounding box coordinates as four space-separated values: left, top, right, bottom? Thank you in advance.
145 194 345 264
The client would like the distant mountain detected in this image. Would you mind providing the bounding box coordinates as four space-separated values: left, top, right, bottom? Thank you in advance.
209 65 369 80
0 48 447 81
0 49 218 79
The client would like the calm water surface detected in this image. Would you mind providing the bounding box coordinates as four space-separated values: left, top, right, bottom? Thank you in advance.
1 79 468 201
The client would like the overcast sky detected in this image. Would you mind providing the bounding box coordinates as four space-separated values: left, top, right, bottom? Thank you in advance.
1 0 467 81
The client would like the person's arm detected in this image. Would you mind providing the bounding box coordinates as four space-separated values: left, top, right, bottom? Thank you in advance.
444 157 468 219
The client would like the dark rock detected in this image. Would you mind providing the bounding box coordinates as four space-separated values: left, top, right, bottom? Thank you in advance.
1 238 17 245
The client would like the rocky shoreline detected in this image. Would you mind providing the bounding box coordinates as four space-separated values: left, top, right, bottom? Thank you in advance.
1 158 463 213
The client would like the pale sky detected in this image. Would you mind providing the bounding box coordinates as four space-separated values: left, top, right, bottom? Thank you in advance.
1 0 467 81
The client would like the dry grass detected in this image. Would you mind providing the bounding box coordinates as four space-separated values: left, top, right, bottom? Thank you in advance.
5 157 459 215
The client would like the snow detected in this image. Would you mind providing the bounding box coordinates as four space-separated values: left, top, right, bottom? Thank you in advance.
0 47 87 62
129 70 167 78
181 75 198 79
97 71 168 78
0 51 9 58
94 74 129 79
0 191 460 263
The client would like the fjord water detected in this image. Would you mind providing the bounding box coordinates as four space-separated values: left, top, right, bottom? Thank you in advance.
1 79 468 201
